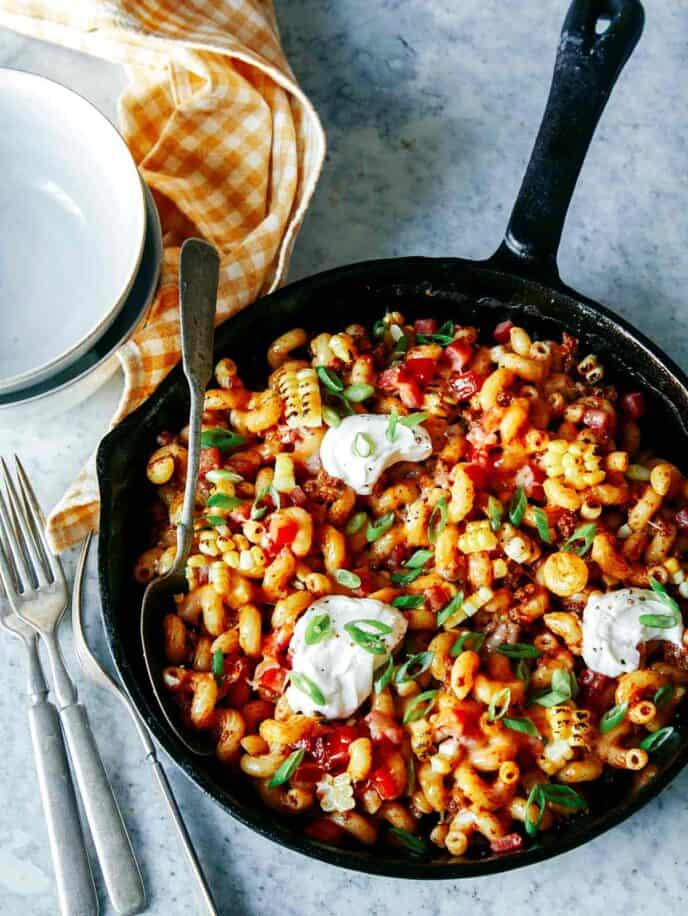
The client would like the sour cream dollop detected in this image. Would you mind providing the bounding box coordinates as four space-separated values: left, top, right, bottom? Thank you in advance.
320 414 432 495
287 596 407 719
582 588 684 677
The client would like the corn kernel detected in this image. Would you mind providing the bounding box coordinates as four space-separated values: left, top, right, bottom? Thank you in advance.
458 520 498 554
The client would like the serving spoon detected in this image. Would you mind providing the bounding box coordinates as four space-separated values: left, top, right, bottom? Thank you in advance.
141 238 219 755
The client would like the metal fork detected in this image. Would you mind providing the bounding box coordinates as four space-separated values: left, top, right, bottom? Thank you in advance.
0 457 145 916
74 533 218 916
0 525 98 915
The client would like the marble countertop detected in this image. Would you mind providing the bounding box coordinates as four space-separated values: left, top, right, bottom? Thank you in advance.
1 1 687 914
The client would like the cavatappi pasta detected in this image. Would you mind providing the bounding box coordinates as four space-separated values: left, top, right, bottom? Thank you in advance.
136 313 688 858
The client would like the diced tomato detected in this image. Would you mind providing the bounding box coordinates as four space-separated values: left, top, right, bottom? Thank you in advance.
493 320 514 344
444 339 473 371
305 819 344 844
449 370 484 401
424 584 450 612
371 767 399 801
365 711 404 746
515 463 545 501
582 408 615 436
294 762 325 784
620 391 645 419
199 447 221 479
675 508 688 531
229 502 251 523
399 377 424 409
254 662 288 698
491 833 523 855
405 357 437 386
414 318 437 334
268 515 299 549
463 460 491 490
378 366 404 391
307 725 358 772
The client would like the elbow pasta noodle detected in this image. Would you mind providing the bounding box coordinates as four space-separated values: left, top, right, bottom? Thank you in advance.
135 312 688 858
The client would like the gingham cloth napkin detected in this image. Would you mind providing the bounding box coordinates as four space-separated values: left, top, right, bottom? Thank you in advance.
0 0 325 552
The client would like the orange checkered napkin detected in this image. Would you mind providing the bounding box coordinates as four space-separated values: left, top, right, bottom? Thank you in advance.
0 0 326 552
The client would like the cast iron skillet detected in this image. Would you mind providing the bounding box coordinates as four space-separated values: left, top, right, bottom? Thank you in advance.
98 0 688 877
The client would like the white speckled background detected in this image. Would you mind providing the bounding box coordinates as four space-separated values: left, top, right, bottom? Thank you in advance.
0 1 687 914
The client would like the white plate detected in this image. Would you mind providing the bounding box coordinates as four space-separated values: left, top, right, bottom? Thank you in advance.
0 69 146 394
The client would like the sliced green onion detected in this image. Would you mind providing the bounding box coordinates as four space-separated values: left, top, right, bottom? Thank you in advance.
503 716 540 738
386 408 399 442
323 405 342 428
639 726 675 753
212 649 224 680
428 497 448 545
653 684 675 709
372 319 386 338
533 507 551 544
343 383 375 403
288 672 326 705
403 689 439 724
345 511 367 535
268 748 305 789
395 651 434 684
304 613 332 646
515 658 531 687
206 493 244 511
404 549 434 569
531 668 575 707
450 630 486 657
389 827 428 856
540 784 587 811
250 484 280 520
562 522 597 556
437 591 464 627
374 656 394 692
317 366 344 393
649 575 681 615
496 643 541 660
392 594 425 609
417 320 455 346
200 428 246 451
508 486 527 527
335 569 362 589
487 687 511 722
524 784 546 837
205 468 243 484
399 412 429 428
599 702 627 735
366 511 395 542
392 334 409 355
344 619 391 655
353 432 375 458
487 496 503 533
391 568 423 586
638 613 678 629
204 515 227 527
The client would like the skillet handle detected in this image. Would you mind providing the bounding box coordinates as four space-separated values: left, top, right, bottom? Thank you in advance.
490 0 644 283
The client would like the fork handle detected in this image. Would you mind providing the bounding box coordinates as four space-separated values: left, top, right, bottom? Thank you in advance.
59 704 146 916
28 679 99 915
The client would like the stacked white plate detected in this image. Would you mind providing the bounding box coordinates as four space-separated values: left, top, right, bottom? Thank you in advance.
0 69 163 418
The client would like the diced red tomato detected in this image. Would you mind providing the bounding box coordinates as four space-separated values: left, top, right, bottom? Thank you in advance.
377 366 404 391
199 447 221 479
414 318 437 335
620 391 646 419
268 515 299 549
675 508 688 531
254 662 288 698
371 767 399 801
491 833 523 854
399 377 424 409
365 711 404 746
229 502 251 523
294 762 325 784
444 339 473 371
405 357 437 386
307 725 359 772
463 460 491 490
582 408 615 436
493 320 514 343
305 819 344 844
515 463 546 501
424 584 450 612
449 370 484 401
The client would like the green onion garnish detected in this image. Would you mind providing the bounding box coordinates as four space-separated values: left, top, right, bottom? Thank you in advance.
212 649 224 680
343 383 375 403
533 507 551 544
515 658 530 686
205 468 243 484
344 619 391 655
268 748 305 789
288 672 326 705
508 486 527 527
530 668 576 707
437 591 464 627
403 689 439 724
653 684 675 708
648 575 681 615
599 702 627 734
392 594 425 609
372 319 386 338
317 366 345 393
353 432 375 458
366 511 395 542
386 408 399 442
638 613 678 629
389 827 428 856
345 511 367 535
392 334 409 355
374 656 394 692
391 568 423 586
450 630 486 657
200 428 247 451
416 320 455 346
525 783 587 836
250 484 280 520
404 549 434 569
335 569 362 589
304 613 333 646
524 784 546 837
639 726 675 753
562 522 597 556
428 497 448 545
205 493 244 511
323 405 342 428
204 515 227 527
487 496 504 533
487 687 511 722
395 651 434 684
399 412 429 428
503 716 540 738
496 643 541 660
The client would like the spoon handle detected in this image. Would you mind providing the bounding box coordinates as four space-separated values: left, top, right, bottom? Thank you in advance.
176 239 220 567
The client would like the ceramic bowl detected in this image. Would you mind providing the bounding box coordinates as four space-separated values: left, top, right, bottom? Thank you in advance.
0 68 146 394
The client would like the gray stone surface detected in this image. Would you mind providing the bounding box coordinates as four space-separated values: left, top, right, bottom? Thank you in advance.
0 1 686 913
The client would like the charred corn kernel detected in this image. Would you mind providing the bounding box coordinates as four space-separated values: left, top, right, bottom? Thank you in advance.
275 365 323 428
310 333 332 365
577 353 604 383
223 551 240 569
273 454 296 493
492 558 508 579
542 551 589 597
459 587 494 621
504 535 530 564
236 547 266 578
543 439 605 490
198 530 221 557
664 557 681 576
328 333 356 364
458 521 498 554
